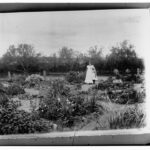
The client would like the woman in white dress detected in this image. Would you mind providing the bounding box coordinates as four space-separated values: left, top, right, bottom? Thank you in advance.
85 62 98 84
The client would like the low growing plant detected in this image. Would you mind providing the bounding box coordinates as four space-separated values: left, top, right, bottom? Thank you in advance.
6 84 25 96
65 71 85 84
39 79 101 127
14 75 26 86
0 83 9 107
0 98 50 135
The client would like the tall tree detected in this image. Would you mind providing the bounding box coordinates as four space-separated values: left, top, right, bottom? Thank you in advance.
58 47 75 71
2 44 40 73
106 40 142 73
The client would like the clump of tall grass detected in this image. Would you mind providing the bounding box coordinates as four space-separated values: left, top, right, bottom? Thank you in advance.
95 101 145 130
108 105 145 129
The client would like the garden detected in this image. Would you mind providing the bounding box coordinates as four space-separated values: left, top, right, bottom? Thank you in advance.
0 70 146 135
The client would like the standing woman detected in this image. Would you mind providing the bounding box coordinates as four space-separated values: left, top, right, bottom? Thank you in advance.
85 62 98 84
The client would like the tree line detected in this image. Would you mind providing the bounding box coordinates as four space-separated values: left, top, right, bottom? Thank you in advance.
0 40 144 76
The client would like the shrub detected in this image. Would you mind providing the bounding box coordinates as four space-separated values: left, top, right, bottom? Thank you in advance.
6 84 25 96
39 79 71 119
13 74 26 85
0 100 50 135
49 79 70 97
69 94 88 116
25 74 44 82
93 81 112 91
83 91 100 113
39 80 100 127
93 80 132 91
65 71 85 84
108 88 145 104
25 74 44 88
39 80 74 127
113 69 119 75
122 73 144 83
39 94 87 127
93 79 145 104
0 83 7 93
0 93 9 107
39 96 75 127
123 74 137 82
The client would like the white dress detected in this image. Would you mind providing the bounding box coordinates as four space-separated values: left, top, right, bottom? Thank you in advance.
85 65 98 84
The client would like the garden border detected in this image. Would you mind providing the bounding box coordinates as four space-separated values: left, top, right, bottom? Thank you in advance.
0 128 150 145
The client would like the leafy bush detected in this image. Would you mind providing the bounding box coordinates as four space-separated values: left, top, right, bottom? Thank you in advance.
109 106 145 129
108 88 145 104
6 84 25 96
26 74 44 82
0 108 50 135
93 79 145 104
25 74 44 88
39 80 74 127
83 91 100 113
39 97 74 127
13 74 26 86
39 80 71 119
39 79 99 127
93 81 112 91
0 99 50 135
0 93 9 107
65 71 85 84
39 94 87 127
0 83 7 93
93 80 132 91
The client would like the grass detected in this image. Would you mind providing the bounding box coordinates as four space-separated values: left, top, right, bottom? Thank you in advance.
95 101 146 130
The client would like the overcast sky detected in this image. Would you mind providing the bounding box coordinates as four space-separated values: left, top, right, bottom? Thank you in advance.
0 9 149 57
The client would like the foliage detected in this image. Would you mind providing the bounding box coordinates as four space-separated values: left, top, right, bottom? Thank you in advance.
25 74 44 88
39 79 99 127
65 71 85 83
93 80 132 91
39 79 71 120
88 46 103 65
0 83 7 93
38 80 75 127
25 74 44 82
6 84 25 96
0 83 9 107
0 40 144 75
109 106 145 129
107 88 144 104
93 79 145 104
2 44 41 73
12 74 26 85
0 107 50 135
84 93 100 113
0 94 9 108
0 95 50 135
105 40 144 74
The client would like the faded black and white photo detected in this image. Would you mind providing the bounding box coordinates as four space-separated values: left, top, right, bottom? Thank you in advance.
0 7 149 142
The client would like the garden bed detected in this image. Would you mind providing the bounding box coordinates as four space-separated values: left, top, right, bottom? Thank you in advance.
0 74 146 135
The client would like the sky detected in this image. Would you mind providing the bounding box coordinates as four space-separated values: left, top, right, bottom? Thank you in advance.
0 9 149 57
